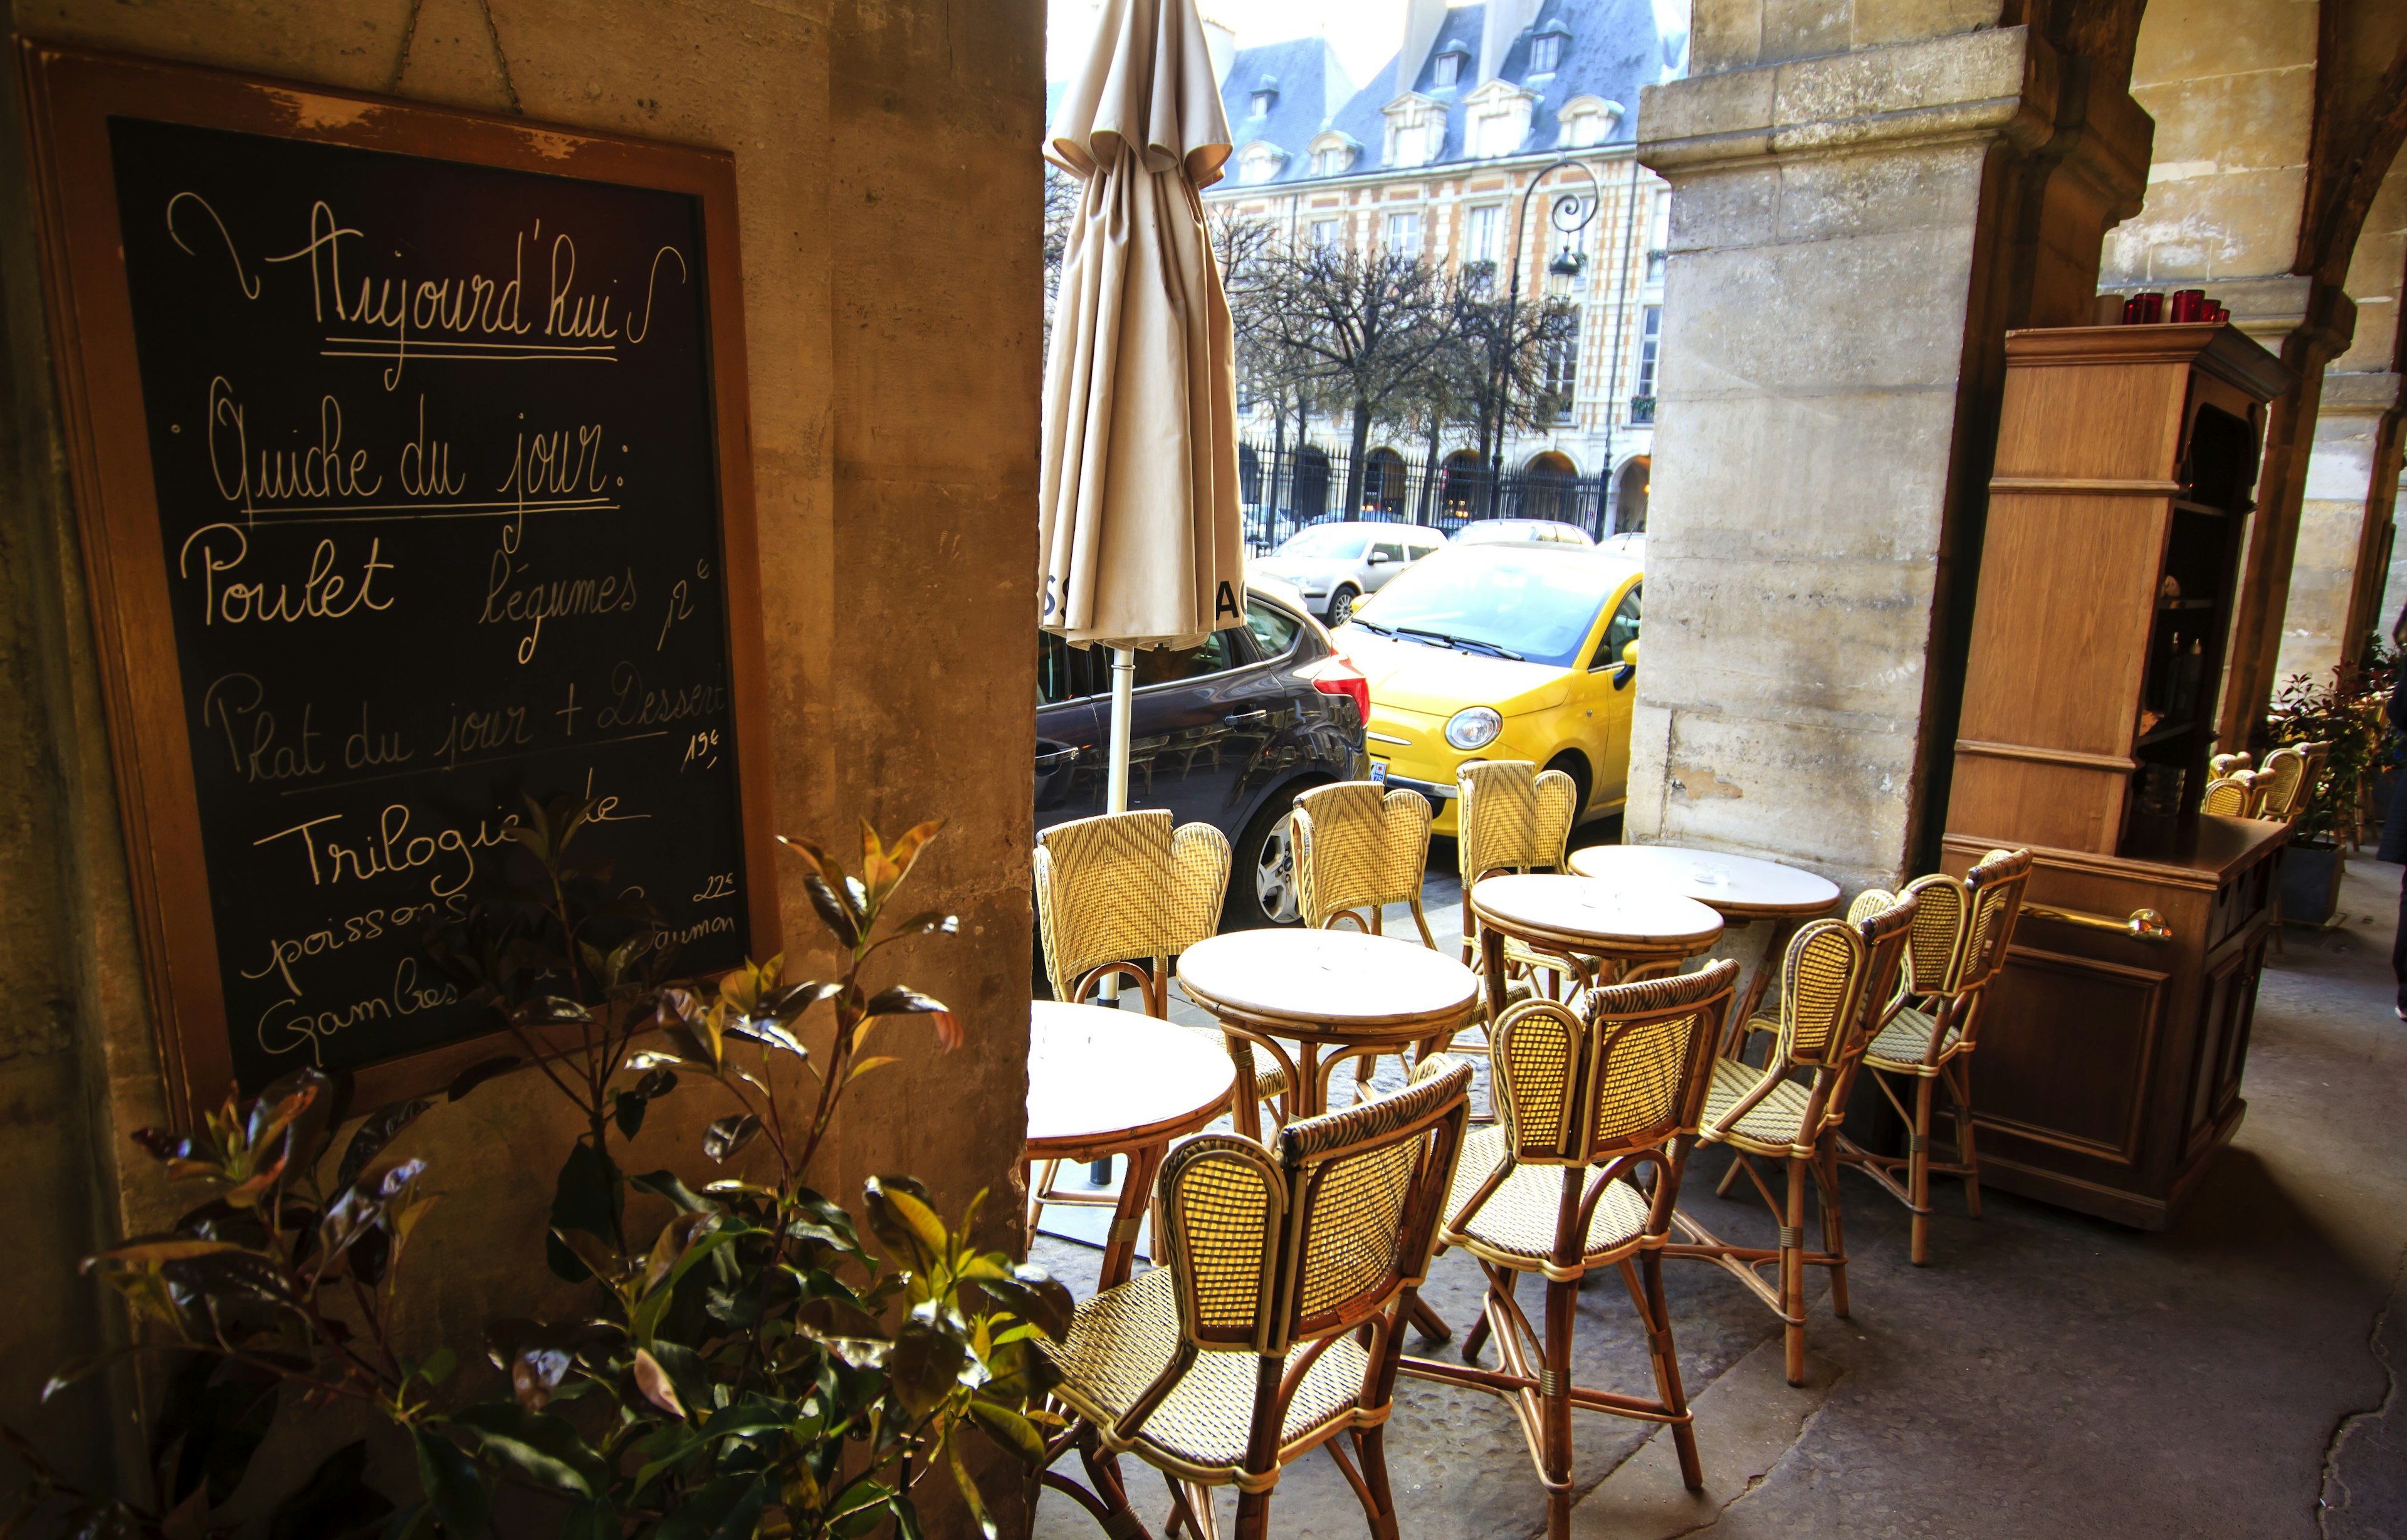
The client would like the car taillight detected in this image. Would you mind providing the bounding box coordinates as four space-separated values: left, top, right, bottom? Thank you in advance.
1304 654 1371 723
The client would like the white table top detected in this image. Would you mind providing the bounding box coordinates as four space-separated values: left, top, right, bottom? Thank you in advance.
1176 927 1482 1030
1025 1001 1236 1152
1471 873 1726 951
1566 844 1840 919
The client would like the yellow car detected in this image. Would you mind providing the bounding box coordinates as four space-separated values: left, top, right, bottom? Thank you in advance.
1332 542 1643 836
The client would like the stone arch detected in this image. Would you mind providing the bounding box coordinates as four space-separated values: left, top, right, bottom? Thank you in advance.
1613 455 1650 534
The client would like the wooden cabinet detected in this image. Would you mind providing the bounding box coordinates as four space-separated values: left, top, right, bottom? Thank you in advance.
1943 323 2295 1229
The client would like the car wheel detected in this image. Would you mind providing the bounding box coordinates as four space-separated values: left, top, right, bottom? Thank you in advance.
1326 585 1358 627
1225 797 1308 929
1546 751 1593 824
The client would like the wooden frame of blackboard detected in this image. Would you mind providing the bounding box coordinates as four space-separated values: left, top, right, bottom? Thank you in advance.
17 41 782 1128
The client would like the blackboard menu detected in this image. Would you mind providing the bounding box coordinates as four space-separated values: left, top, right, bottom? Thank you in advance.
82 108 762 1096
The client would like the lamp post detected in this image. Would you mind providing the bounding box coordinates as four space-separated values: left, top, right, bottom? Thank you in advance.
1483 156 1605 521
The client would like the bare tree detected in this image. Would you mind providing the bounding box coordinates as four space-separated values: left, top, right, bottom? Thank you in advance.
1041 163 1080 355
1444 280 1581 479
1256 242 1450 516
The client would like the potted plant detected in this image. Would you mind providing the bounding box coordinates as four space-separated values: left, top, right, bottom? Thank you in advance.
2265 644 2394 925
7 802 1066 1540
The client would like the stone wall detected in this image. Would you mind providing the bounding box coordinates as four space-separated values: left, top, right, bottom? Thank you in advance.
0 0 1042 1521
1631 7 2148 892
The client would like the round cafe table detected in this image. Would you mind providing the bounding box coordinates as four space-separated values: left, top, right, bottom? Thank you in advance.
1026 1000 1235 1291
1175 927 1483 1139
1177 927 1481 1343
1567 844 1840 1045
1468 874 1726 1018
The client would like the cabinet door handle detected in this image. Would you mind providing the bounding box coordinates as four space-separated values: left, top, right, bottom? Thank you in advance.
2023 902 2173 942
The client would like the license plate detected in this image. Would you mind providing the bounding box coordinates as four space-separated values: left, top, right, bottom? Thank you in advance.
1369 760 1388 786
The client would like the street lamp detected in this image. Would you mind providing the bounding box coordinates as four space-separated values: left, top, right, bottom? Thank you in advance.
1484 156 1604 521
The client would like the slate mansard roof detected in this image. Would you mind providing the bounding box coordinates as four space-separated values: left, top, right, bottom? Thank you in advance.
1217 0 1677 191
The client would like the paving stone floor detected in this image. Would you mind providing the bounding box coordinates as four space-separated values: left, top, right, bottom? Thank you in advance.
1030 838 2407 1539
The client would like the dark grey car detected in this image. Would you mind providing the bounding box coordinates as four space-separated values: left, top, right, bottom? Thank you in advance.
1036 585 1366 928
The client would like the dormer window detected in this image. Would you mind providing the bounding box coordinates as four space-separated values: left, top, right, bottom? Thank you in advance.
1382 93 1448 169
1432 43 1469 90
1530 21 1570 76
1308 131 1360 178
1558 95 1620 149
1248 75 1278 118
1234 140 1287 186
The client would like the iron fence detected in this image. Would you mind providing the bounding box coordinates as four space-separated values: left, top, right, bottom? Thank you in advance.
1237 439 1621 553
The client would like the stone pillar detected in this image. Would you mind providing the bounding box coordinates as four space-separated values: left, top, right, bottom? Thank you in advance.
1627 16 2149 890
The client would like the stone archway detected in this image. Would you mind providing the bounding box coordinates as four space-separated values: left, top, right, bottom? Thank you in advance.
1614 456 1650 533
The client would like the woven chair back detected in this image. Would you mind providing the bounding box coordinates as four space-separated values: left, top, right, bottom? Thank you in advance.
2209 750 2252 779
1033 810 1231 1006
2256 746 2307 820
1455 760 1577 883
1292 781 1434 930
1769 918 1870 1069
2200 774 2257 817
1156 1058 1473 1356
1958 847 2033 993
1896 871 1969 996
1848 887 1912 1023
1491 959 1738 1166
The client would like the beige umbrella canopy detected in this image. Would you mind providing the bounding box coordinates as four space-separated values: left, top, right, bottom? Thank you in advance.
1039 0 1244 662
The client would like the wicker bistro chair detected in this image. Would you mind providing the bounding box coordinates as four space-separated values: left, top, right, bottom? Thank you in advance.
1456 760 1582 991
2257 740 2327 823
1038 1057 1476 1540
1835 847 2033 1266
1292 781 1437 945
1401 960 1739 1540
2201 772 2266 817
1030 811 1234 1238
1666 895 1917 1386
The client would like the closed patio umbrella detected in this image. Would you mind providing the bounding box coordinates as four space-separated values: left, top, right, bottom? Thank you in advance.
1040 0 1245 820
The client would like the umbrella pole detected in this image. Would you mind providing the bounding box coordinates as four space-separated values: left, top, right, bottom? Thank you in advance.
1088 646 1140 1191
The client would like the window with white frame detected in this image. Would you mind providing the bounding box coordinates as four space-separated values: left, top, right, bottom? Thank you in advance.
1637 305 1662 398
1464 204 1501 265
1235 142 1286 186
1471 108 1522 158
1558 96 1619 149
1646 191 1670 284
1432 44 1467 88
1309 217 1341 248
1385 211 1423 258
1529 24 1568 75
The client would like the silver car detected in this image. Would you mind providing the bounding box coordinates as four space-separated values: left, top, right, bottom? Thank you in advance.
1452 518 1597 548
1251 521 1447 626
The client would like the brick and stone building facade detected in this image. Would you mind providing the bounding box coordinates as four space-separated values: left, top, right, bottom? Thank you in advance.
1198 0 1687 532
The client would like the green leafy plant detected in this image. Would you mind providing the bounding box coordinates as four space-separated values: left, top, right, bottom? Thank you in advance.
2267 639 2394 846
7 807 1064 1540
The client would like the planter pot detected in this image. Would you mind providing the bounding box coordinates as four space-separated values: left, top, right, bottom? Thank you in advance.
2281 842 2346 926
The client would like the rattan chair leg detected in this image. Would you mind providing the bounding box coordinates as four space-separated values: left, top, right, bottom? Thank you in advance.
1713 1150 1748 1200
1233 1489 1269 1540
1814 1143 1850 1321
1782 1158 1808 1387
1627 1252 1704 1490
1543 1277 1578 1540
1948 1057 1983 1220
1357 1428 1402 1540
1909 1074 1936 1267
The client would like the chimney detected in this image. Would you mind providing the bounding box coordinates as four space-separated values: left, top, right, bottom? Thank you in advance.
1397 0 1447 97
1198 9 1236 88
1479 0 1541 84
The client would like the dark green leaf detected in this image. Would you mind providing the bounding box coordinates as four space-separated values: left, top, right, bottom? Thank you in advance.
793 869 862 948
979 1335 1062 1405
970 1265 1076 1341
382 1501 435 1540
627 1169 713 1214
888 1317 968 1418
613 1090 648 1141
337 1099 431 1190
965 1396 1046 1465
410 1428 490 1539
862 985 950 1019
827 1477 899 1540
702 1114 761 1164
946 1434 1000 1540
863 1175 945 1274
268 1440 393 1540
447 1403 604 1499
546 1140 624 1282
560 1500 620 1540
653 1473 767 1540
445 1057 523 1103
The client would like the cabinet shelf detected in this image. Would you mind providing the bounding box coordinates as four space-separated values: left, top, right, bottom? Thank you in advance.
2134 720 2198 748
2172 500 2231 518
